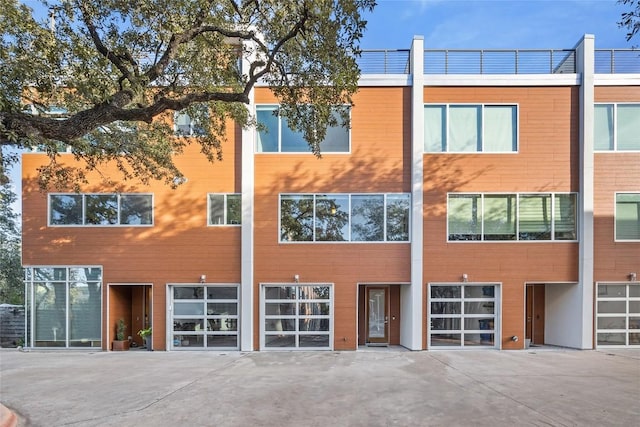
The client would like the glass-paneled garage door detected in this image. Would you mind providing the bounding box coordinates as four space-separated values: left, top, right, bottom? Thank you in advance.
170 285 239 350
428 284 499 349
596 283 640 348
261 284 333 350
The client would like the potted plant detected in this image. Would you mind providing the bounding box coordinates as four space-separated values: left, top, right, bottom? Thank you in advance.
137 327 152 351
112 318 130 351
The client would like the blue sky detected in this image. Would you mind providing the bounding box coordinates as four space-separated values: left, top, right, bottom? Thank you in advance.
361 0 631 49
4 0 634 213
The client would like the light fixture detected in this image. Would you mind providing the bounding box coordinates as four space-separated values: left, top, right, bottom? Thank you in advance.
630 272 637 282
200 274 206 283
461 273 468 283
294 274 300 283
511 335 519 342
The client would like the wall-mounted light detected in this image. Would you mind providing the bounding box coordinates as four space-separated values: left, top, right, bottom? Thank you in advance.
511 335 519 342
629 272 637 282
461 273 468 283
200 274 206 283
294 274 300 283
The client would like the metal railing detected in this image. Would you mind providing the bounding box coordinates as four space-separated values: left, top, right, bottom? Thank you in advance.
423 49 576 74
595 49 640 73
356 49 411 74
356 48 639 75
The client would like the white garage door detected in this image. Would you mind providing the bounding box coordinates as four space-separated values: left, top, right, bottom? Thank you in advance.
596 283 640 348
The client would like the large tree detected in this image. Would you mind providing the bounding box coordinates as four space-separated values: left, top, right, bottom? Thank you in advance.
619 0 640 42
0 0 375 188
0 180 22 304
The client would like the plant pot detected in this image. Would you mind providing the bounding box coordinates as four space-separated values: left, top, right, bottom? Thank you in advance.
144 337 152 351
112 340 130 351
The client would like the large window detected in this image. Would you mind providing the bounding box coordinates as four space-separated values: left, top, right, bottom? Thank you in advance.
596 283 640 347
261 284 332 350
595 104 640 151
425 104 517 152
280 193 410 242
256 106 350 153
448 193 577 241
49 194 153 226
25 267 102 348
615 193 640 241
208 194 241 225
170 285 239 350
428 284 499 349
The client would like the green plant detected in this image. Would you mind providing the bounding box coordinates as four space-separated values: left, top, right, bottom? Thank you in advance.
116 319 126 341
137 327 152 338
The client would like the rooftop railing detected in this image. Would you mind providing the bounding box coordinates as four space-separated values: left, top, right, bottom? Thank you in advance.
357 48 640 75
595 49 640 73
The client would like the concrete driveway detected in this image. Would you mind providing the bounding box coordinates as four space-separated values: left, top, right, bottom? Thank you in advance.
1 347 638 426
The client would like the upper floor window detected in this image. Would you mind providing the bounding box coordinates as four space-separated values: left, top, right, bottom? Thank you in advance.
174 110 206 136
49 194 153 226
208 194 241 226
447 193 577 241
280 193 410 242
425 104 518 153
256 106 350 153
595 104 640 151
616 193 640 241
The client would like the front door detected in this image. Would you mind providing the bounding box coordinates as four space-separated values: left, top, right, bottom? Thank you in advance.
526 284 545 345
366 287 389 345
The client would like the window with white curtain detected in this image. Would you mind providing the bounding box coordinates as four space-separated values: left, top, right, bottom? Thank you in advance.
425 104 517 152
595 103 640 151
448 193 577 241
615 193 640 241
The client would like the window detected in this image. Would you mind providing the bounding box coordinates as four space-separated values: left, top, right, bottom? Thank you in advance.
208 194 241 226
262 284 332 350
256 106 350 153
280 194 410 242
595 103 640 151
428 284 499 348
170 285 239 350
615 193 640 241
447 193 577 241
425 104 517 152
174 110 205 136
49 194 153 226
596 283 640 347
25 267 102 348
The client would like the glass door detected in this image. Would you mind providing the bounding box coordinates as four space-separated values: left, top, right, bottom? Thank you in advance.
366 287 388 345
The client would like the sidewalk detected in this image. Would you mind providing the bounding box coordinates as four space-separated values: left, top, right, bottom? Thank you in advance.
1 348 638 426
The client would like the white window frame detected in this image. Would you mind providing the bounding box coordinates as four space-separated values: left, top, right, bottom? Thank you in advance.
446 192 578 242
167 283 240 351
594 103 640 152
279 193 411 243
596 282 640 348
207 193 241 226
260 283 334 351
48 193 154 227
174 110 206 137
424 103 519 153
614 192 640 242
427 283 501 349
255 104 351 154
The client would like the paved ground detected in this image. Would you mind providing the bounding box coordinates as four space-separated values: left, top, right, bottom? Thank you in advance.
0 347 638 427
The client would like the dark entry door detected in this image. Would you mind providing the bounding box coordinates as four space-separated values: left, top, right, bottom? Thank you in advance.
526 284 545 345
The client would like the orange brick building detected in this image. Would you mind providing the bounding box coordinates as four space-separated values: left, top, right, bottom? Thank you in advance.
22 35 640 351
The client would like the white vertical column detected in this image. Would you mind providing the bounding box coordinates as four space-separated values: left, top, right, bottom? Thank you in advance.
240 42 256 352
402 35 424 350
577 34 595 349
